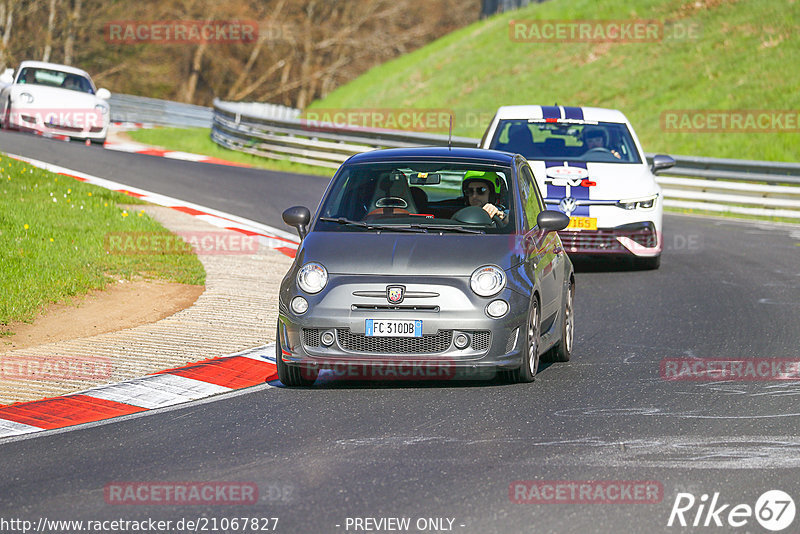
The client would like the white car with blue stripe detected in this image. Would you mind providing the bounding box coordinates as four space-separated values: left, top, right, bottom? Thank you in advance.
480 105 675 269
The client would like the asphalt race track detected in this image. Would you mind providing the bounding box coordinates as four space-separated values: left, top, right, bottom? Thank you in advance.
2 131 800 533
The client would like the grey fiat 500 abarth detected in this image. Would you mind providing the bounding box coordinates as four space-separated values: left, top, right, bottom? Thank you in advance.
277 147 574 386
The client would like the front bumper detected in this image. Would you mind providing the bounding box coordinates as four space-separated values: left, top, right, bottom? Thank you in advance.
10 111 108 141
558 221 661 257
278 276 531 379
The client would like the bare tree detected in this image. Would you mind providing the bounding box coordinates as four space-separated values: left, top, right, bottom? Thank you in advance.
63 0 82 64
42 0 58 62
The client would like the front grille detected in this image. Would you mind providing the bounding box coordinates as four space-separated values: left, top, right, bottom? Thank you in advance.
351 304 439 312
506 328 519 353
302 328 320 348
337 328 452 354
559 227 657 252
46 123 83 132
472 331 491 351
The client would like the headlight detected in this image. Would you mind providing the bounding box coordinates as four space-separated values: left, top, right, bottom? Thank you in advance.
19 92 33 104
470 265 506 297
94 104 108 115
486 299 509 318
291 296 309 314
297 262 327 294
617 195 657 210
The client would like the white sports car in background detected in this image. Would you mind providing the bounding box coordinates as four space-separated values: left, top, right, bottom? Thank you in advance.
480 105 675 269
0 60 111 144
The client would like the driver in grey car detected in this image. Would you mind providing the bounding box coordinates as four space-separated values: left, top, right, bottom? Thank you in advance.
462 170 508 224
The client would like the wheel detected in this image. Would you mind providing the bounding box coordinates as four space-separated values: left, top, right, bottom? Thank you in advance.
502 297 540 383
546 280 574 363
90 137 106 146
2 101 11 129
634 255 661 270
275 322 318 386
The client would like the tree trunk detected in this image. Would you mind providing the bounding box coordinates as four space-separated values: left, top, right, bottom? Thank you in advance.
183 41 207 103
63 0 82 65
42 0 57 63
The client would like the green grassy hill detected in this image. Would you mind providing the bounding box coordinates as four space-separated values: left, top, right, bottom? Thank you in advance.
309 0 799 162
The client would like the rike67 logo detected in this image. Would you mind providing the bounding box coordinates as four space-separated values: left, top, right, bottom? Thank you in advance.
668 490 796 531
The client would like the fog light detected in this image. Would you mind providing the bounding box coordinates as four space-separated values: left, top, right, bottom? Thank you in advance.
321 330 335 346
291 296 308 314
454 332 470 349
487 299 509 318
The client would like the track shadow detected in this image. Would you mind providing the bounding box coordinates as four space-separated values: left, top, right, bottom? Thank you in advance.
569 254 647 273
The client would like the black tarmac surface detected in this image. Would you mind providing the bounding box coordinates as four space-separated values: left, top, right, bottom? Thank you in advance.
2 131 800 533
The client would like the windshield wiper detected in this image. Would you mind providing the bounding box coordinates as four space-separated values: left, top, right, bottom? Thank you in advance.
318 217 426 233
410 224 484 234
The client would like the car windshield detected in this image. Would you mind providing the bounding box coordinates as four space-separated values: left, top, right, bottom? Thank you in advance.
316 161 516 234
490 119 642 164
17 67 95 94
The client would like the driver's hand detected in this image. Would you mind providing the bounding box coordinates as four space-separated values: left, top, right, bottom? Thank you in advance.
482 203 504 220
611 149 621 159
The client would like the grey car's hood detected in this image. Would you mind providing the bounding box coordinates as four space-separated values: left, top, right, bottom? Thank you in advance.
296 232 520 276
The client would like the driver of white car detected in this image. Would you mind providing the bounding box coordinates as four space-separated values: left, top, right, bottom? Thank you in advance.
582 127 621 159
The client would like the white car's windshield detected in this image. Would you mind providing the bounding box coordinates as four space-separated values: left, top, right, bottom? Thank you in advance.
17 67 95 94
490 119 642 164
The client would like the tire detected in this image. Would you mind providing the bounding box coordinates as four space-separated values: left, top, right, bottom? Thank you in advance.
2 101 11 129
546 280 574 363
275 322 318 387
503 297 540 383
634 255 661 270
90 138 106 146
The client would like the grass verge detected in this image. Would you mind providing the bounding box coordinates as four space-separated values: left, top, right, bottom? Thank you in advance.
127 127 333 177
0 154 205 326
665 206 800 225
309 0 800 162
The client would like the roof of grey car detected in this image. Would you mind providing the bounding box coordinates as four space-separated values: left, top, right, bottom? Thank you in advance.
345 147 516 165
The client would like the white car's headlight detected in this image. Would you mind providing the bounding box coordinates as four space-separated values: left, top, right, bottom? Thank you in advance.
297 262 328 294
470 265 506 297
19 92 33 104
94 104 109 115
617 194 658 210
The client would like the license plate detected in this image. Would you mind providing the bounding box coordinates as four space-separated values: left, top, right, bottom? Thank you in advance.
566 217 597 231
365 319 422 337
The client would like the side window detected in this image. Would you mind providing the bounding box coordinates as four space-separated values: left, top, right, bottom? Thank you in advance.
517 164 542 231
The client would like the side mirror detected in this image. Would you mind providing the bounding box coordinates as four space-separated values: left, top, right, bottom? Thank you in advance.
0 72 13 85
283 206 311 239
96 88 111 100
537 210 570 233
651 154 675 174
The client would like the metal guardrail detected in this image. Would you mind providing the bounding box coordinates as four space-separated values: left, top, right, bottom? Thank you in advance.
109 94 303 129
211 101 800 219
110 93 213 127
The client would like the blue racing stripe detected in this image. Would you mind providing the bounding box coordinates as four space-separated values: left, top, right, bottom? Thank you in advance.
544 161 567 211
569 162 591 216
563 106 584 121
541 106 560 120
